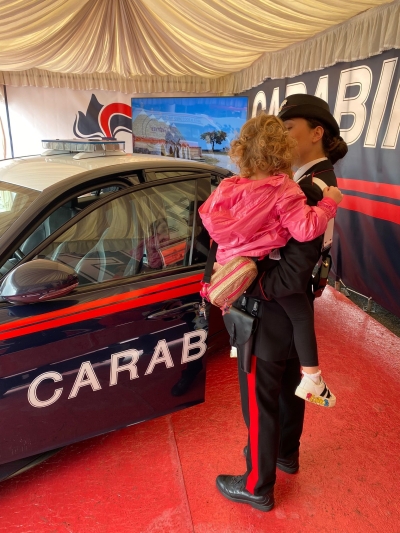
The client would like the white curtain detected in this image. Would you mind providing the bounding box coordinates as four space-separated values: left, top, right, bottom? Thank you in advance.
226 0 400 93
0 0 397 94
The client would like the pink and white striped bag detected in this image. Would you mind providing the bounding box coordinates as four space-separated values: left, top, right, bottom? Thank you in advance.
200 256 258 313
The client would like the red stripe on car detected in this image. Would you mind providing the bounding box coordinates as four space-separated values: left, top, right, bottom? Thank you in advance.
0 274 202 341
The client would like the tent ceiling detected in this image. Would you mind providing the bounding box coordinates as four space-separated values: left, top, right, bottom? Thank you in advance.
0 0 396 94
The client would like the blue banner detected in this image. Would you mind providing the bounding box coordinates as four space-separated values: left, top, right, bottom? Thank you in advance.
241 49 400 317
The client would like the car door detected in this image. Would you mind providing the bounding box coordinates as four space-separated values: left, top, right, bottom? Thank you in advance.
0 174 213 471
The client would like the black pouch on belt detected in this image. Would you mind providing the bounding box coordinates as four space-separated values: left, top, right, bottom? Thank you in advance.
223 297 258 374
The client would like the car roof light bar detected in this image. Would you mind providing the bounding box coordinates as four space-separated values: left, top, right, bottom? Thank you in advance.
41 138 126 159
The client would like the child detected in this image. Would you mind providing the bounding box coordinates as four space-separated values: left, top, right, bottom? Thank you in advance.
199 113 342 407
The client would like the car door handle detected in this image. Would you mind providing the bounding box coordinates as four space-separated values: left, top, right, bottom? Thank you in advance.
146 302 199 319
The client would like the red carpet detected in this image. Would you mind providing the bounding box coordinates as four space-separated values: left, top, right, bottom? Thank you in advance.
0 287 399 533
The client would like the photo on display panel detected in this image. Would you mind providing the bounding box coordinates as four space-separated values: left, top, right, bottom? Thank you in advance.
131 97 249 172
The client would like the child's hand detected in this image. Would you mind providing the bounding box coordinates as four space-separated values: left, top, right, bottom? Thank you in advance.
323 186 343 204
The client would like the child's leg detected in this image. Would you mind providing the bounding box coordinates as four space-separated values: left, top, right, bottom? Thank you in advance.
275 293 336 407
274 293 318 369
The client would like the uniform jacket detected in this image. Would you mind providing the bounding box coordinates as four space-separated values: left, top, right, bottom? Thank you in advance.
198 173 337 265
241 159 337 362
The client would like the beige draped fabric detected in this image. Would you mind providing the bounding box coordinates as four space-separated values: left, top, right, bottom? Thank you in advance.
227 0 400 93
0 0 397 94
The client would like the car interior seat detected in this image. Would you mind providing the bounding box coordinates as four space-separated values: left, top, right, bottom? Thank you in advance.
70 195 141 284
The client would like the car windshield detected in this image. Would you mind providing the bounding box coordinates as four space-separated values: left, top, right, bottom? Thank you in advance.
0 181 40 236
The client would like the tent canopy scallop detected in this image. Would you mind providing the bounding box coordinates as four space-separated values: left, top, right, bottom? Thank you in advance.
0 0 397 94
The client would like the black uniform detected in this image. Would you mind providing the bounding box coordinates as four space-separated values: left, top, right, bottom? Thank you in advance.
238 159 337 496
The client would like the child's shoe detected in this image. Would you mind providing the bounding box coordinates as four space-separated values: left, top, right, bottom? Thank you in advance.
295 375 336 407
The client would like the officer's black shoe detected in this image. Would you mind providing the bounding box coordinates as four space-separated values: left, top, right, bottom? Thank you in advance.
216 475 274 512
243 446 299 474
276 455 299 474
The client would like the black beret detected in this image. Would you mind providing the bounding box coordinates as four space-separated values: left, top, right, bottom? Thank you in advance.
277 94 340 137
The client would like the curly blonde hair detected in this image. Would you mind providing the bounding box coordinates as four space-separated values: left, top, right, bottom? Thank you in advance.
229 113 295 179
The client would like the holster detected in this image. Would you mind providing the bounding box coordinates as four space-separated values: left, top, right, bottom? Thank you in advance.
312 252 332 297
223 306 258 374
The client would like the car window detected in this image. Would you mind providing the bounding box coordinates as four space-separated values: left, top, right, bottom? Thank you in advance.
145 170 194 182
20 185 127 255
0 182 40 236
0 185 127 278
38 180 200 287
112 172 140 185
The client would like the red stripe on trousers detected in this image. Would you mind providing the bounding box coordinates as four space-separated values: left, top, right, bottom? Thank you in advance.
246 356 259 495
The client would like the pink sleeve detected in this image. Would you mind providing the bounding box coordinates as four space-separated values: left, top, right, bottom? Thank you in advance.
276 183 337 242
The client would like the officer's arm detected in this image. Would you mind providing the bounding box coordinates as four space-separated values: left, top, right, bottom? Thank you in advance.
300 182 324 206
246 236 321 300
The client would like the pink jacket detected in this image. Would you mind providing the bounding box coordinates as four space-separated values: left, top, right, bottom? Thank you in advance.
198 174 337 265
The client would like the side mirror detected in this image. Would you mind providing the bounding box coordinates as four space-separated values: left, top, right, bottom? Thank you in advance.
0 259 78 305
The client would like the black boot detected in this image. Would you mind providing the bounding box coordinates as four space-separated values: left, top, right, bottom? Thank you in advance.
216 475 274 512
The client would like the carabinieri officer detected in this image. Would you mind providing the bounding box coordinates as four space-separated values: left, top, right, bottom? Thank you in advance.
216 94 348 512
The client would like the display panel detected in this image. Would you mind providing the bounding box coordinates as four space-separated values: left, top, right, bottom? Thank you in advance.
131 97 248 172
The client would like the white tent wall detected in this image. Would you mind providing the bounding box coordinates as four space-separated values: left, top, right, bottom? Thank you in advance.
4 86 133 157
2 86 220 158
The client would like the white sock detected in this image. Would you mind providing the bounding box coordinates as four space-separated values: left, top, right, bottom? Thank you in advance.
302 370 321 384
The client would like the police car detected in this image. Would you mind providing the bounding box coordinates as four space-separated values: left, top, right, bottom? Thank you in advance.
0 140 230 481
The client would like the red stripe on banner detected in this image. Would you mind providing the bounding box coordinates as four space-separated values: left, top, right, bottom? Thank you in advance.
245 356 259 495
99 103 132 137
337 178 400 201
0 274 202 341
339 196 400 225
